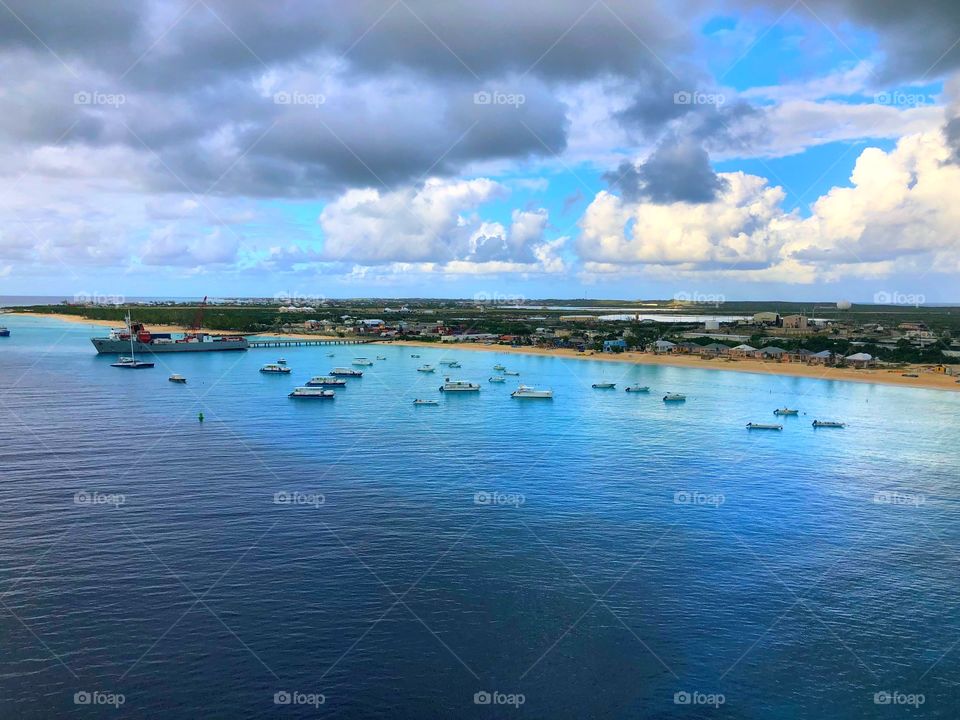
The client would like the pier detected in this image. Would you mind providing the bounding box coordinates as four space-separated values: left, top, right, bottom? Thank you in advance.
248 338 371 349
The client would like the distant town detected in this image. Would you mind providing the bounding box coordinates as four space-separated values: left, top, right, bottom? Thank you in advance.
11 297 960 370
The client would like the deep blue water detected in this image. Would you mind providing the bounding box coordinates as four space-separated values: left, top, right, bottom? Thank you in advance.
1 314 959 718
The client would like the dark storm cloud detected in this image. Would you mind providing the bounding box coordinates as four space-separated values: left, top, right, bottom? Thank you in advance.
734 0 960 80
944 116 960 163
604 138 727 203
0 0 700 195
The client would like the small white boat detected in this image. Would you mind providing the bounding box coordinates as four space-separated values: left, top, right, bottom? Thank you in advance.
417 365 436 373
168 374 187 384
305 376 346 387
493 364 506 371
511 385 553 399
330 367 362 377
376 355 387 360
504 370 520 376
663 393 686 402
440 380 481 392
413 399 439 406
289 386 334 399
277 358 287 365
812 420 845 428
260 363 291 374
353 357 374 366
747 422 783 430
773 408 799 416
489 376 506 383
592 382 616 389
625 384 650 393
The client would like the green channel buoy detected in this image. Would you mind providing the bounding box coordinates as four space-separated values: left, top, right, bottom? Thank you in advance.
198 412 204 423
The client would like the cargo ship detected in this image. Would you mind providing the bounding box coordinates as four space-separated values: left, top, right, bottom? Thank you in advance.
91 317 248 354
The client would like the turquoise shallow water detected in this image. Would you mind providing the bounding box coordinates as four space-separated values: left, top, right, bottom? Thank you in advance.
1 315 959 718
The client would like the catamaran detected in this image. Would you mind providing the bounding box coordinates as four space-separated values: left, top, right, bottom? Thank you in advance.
289 386 335 399
111 312 155 368
439 379 481 392
511 385 553 399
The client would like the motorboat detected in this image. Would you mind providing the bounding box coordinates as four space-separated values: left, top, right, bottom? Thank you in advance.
411 354 421 358
747 423 783 430
493 364 506 371
305 376 347 387
353 357 374 366
376 355 387 360
168 374 187 383
625 385 650 393
511 385 553 399
417 365 436 372
277 357 287 365
440 380 481 392
592 382 616 389
0 326 9 337
812 420 845 428
489 376 506 383
504 370 520 376
773 408 799 416
663 393 686 402
447 361 462 368
289 386 335 399
413 399 439 406
330 367 362 377
260 363 291 374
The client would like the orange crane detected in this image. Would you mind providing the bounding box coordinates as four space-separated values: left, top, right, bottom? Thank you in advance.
188 296 208 335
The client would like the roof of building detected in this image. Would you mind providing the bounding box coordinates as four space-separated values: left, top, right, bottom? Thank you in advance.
845 352 873 361
731 344 756 351
759 346 787 354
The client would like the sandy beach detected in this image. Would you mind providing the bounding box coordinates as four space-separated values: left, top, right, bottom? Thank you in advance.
376 339 960 393
11 312 958 392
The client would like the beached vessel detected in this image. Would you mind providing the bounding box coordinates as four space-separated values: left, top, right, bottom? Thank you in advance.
773 408 799 416
260 363 291 374
305 376 347 387
440 379 481 392
289 386 334 399
417 365 436 373
812 420 845 428
413 399 439 406
511 385 553 399
489 376 506 383
168 374 187 383
592 382 616 389
625 384 650 393
91 314 247 354
747 422 783 430
330 367 362 377
663 393 686 402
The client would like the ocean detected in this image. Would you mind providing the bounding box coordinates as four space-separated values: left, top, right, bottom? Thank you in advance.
1 314 958 718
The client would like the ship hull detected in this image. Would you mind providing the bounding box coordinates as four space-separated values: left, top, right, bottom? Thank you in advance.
92 338 248 354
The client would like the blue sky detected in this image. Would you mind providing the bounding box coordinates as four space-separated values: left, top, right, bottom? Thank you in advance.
1 0 958 301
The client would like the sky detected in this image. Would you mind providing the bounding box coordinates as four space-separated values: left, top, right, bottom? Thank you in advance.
1 0 960 302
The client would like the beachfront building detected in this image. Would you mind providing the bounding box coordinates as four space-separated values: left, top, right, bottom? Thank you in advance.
700 342 731 356
651 340 676 354
808 350 838 366
758 346 787 360
845 352 875 368
730 343 757 358
603 339 627 352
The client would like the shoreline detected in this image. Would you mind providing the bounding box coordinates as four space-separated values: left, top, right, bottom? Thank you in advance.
375 339 960 393
10 312 959 392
